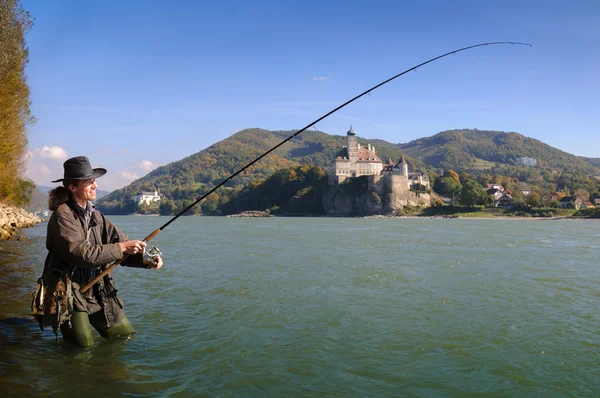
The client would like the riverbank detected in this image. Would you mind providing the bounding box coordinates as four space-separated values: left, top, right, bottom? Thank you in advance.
0 203 43 241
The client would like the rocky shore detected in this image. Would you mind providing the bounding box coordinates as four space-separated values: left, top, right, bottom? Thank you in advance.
0 203 43 241
227 210 272 217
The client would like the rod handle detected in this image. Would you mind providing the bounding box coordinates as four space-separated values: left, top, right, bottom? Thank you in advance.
144 228 161 242
79 256 128 293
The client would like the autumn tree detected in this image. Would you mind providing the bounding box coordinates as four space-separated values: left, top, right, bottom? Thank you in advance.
573 189 590 202
0 0 35 205
444 170 461 186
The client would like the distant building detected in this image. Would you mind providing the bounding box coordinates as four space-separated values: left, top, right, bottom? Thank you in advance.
486 184 504 191
558 196 583 209
332 126 383 179
516 157 537 167
330 126 430 190
327 126 431 213
494 193 515 208
519 189 533 196
486 188 504 201
134 188 162 205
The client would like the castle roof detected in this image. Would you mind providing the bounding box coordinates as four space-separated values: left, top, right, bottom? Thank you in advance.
385 158 394 166
393 156 407 169
347 126 356 136
334 146 382 163
356 146 382 162
334 147 350 161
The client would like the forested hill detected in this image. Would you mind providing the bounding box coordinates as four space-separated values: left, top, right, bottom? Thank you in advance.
581 157 600 169
399 129 600 174
96 127 599 214
96 128 411 214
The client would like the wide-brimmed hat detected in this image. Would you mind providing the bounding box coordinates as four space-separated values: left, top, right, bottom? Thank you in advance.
51 156 107 183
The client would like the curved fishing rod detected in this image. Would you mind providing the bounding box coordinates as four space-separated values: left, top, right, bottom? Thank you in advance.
81 41 531 293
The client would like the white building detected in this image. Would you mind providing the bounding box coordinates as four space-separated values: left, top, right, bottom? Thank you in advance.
516 157 537 167
134 189 161 205
332 127 383 179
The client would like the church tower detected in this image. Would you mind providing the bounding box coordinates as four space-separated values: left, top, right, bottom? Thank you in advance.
347 126 358 162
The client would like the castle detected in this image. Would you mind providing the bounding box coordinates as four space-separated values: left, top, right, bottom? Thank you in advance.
323 127 431 215
330 126 430 189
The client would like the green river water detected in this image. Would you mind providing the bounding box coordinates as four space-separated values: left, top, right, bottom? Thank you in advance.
1 216 599 396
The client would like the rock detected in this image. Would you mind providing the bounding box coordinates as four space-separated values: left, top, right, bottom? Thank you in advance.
0 203 43 241
227 210 272 217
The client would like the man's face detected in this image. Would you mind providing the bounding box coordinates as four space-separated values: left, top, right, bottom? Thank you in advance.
71 178 97 203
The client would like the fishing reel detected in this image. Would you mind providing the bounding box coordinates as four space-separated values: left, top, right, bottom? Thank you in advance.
143 246 162 266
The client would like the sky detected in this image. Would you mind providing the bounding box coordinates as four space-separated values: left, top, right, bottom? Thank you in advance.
20 0 600 191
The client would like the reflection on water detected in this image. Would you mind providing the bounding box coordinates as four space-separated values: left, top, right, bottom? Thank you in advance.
1 217 600 396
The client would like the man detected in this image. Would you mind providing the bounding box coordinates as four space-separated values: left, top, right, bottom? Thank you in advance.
44 156 163 347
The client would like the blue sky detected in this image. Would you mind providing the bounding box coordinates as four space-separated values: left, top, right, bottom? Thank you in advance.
21 0 600 191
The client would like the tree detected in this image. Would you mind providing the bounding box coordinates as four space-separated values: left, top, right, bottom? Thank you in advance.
435 177 461 204
444 170 461 186
573 189 590 202
159 199 174 215
526 192 542 208
512 190 526 208
459 180 487 206
0 0 35 205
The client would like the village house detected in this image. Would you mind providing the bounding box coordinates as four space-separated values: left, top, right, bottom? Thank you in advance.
558 196 584 209
494 193 515 208
133 188 162 205
519 189 533 196
582 201 595 209
486 183 504 191
486 188 504 201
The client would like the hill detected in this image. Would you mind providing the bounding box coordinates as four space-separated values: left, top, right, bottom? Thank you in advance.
95 128 415 214
399 129 600 175
581 157 600 169
96 128 600 215
24 187 48 213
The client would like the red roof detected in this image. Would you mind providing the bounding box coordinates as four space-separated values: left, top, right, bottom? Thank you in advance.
334 146 382 163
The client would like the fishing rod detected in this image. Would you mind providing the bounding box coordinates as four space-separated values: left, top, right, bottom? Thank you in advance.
80 41 531 293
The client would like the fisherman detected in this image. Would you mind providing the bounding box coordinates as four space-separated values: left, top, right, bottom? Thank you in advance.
43 156 162 347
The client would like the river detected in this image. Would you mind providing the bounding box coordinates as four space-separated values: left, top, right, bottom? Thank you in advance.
1 216 599 396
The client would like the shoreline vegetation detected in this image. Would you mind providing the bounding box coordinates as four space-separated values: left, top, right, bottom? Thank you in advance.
225 206 599 219
0 203 43 241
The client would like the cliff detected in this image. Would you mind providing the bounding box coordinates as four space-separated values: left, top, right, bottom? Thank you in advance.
322 175 431 216
0 203 43 241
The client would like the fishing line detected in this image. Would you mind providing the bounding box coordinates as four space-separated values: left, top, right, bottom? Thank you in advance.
81 41 531 293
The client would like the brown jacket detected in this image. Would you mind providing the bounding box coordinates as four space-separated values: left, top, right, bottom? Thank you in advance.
44 199 145 328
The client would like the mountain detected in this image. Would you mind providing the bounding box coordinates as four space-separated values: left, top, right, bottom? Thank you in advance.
95 128 415 214
581 157 600 170
24 187 48 213
37 185 110 200
96 128 599 214
399 129 600 174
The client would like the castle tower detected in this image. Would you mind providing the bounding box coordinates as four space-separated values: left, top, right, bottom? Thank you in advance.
400 155 408 176
347 126 358 162
393 155 408 176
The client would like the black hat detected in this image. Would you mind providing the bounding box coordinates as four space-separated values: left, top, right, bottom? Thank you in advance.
51 156 107 183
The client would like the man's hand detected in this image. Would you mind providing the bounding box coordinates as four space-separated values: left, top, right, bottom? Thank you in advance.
147 256 163 270
119 240 146 255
